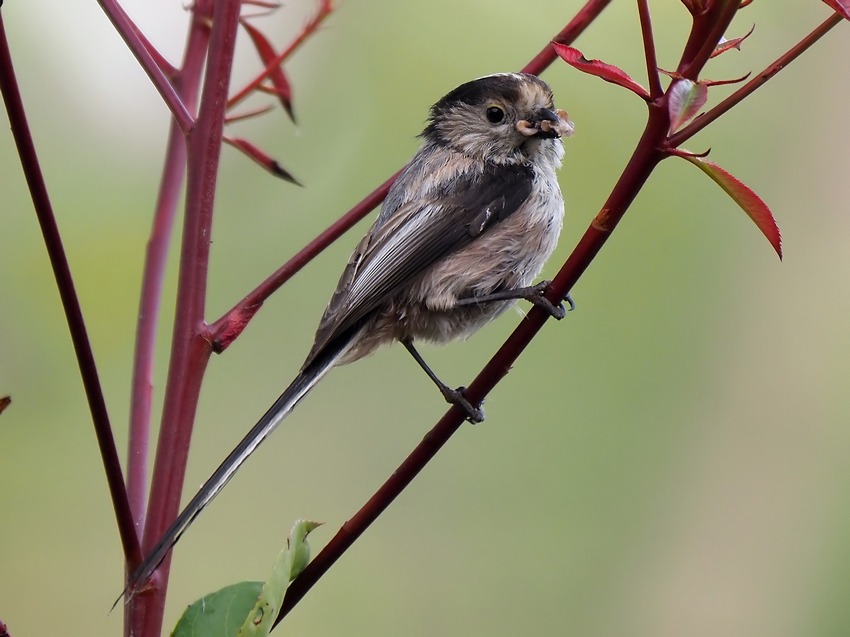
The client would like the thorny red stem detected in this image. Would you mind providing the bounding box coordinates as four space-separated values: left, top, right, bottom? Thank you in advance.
0 14 141 567
129 2 241 636
126 0 214 542
668 11 846 148
96 0 194 132
638 0 664 98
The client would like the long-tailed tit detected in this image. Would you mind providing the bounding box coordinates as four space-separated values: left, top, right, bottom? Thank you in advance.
125 72 574 596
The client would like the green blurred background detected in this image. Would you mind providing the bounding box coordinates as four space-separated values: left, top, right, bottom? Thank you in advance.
2 2 849 635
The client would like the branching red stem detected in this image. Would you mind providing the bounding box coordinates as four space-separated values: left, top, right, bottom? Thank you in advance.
126 0 214 540
96 0 194 132
0 13 141 567
128 2 242 636
668 11 845 148
638 0 664 98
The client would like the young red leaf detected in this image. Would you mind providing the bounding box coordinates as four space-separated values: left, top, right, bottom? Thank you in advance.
712 24 755 58
552 43 650 100
0 395 10 415
224 136 301 185
240 19 295 121
822 0 850 20
680 154 782 259
667 79 708 134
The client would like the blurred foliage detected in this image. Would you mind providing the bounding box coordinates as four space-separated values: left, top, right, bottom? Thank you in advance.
1 2 849 636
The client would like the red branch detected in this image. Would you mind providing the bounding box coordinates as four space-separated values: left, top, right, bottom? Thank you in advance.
125 0 214 546
668 11 845 147
96 0 194 132
128 2 242 636
274 0 836 625
0 14 141 567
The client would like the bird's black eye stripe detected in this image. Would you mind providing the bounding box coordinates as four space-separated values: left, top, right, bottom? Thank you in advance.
486 106 505 124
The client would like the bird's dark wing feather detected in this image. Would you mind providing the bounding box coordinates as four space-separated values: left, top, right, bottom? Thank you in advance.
304 162 533 366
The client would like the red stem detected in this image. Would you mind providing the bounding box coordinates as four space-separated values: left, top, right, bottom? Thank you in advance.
522 0 613 75
679 0 739 79
668 11 845 148
128 2 242 636
638 0 664 99
0 13 141 567
126 0 214 540
96 0 194 132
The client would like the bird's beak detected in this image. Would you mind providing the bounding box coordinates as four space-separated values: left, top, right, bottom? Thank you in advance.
516 108 575 139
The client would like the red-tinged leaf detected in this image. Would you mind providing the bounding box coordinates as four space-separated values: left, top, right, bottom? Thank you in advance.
552 43 650 100
0 395 10 415
224 137 301 185
667 79 708 134
712 24 755 58
822 0 850 19
680 154 782 259
240 19 295 122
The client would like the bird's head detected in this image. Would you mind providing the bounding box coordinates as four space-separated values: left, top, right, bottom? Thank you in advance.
422 73 574 164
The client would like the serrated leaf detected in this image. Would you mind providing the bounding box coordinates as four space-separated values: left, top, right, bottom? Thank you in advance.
171 582 263 637
681 154 782 259
224 137 301 185
822 0 850 19
552 43 650 100
237 520 322 637
667 79 707 134
240 19 294 121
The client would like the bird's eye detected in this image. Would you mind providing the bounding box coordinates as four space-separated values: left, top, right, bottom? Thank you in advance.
485 106 505 124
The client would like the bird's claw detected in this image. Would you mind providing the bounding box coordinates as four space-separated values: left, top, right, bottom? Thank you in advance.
441 386 485 424
524 280 567 320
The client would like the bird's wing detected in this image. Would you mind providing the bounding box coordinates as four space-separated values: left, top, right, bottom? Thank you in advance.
304 162 533 365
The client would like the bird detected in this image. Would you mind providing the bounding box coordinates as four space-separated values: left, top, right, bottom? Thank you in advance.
123 72 574 598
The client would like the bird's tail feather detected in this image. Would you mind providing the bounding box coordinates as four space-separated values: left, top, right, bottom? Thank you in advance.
119 336 351 603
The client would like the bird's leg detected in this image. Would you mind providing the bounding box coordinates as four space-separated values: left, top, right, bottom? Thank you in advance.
401 338 484 423
454 280 574 320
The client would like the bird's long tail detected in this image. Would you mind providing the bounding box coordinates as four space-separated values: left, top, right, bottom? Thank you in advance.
119 335 352 603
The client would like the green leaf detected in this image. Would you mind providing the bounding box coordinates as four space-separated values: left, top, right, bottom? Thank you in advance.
170 520 322 637
171 582 264 637
237 519 322 636
680 154 782 259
